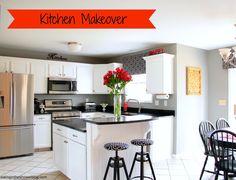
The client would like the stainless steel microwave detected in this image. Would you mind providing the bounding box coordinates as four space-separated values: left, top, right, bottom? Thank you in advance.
47 77 78 94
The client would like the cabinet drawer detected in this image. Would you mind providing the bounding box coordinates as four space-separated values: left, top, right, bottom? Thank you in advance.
67 128 86 145
53 124 67 137
34 115 51 122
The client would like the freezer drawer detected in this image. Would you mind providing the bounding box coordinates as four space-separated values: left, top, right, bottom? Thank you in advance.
0 125 34 158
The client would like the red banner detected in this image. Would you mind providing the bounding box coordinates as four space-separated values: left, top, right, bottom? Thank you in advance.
8 9 156 29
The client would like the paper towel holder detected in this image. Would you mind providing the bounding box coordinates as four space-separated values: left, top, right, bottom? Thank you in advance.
155 94 169 99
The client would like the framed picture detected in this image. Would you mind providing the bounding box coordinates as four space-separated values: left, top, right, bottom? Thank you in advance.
186 67 202 95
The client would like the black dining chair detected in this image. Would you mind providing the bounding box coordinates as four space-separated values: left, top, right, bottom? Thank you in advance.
210 130 236 179
216 118 230 129
199 121 216 179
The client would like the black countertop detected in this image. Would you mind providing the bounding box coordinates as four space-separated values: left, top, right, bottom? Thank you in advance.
83 114 160 125
52 112 174 132
53 119 86 133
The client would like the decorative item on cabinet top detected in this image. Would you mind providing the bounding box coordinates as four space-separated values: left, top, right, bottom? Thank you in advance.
47 53 67 61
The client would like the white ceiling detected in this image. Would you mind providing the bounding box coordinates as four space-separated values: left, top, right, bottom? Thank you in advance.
0 0 236 58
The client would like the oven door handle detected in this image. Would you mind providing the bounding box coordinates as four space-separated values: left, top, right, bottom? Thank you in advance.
52 117 81 120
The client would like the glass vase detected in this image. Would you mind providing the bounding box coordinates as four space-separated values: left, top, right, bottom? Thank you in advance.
113 94 121 118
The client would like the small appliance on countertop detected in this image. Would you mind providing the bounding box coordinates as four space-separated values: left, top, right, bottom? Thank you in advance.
85 102 97 112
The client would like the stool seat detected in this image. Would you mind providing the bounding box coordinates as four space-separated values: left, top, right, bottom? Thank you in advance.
103 142 129 180
104 142 129 151
131 139 153 146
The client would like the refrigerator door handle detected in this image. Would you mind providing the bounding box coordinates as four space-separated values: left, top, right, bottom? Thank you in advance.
10 76 13 122
12 78 15 122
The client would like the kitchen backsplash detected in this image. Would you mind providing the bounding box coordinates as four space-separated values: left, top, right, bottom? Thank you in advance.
34 94 112 107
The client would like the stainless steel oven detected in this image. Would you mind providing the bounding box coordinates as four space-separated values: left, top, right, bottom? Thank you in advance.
47 77 78 94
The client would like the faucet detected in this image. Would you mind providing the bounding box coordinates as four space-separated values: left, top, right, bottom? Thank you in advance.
127 99 141 113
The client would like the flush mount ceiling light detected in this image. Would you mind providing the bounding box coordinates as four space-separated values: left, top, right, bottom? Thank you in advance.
219 46 236 68
67 42 82 52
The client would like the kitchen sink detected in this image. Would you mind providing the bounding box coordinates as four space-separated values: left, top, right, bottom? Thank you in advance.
121 112 139 116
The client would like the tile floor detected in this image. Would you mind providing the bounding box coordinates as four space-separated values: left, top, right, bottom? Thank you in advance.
0 151 232 180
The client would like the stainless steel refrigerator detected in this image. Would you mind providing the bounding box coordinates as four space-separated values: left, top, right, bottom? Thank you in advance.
0 73 34 158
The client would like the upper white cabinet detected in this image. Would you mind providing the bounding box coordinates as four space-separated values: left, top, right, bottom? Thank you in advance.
0 57 29 74
30 61 48 94
93 63 122 94
93 64 109 94
10 59 29 74
48 62 77 78
144 53 174 94
62 62 77 78
77 64 93 94
0 58 9 72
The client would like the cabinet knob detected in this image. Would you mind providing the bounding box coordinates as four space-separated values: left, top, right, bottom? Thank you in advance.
64 140 68 144
57 128 61 131
93 90 95 92
73 134 78 138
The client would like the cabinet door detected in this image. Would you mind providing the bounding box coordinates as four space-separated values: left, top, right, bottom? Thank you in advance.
33 115 51 148
93 65 109 94
150 116 173 162
77 64 93 94
10 59 29 74
53 133 68 175
146 60 164 94
0 59 9 72
68 140 86 180
30 61 48 93
48 63 62 77
62 63 77 78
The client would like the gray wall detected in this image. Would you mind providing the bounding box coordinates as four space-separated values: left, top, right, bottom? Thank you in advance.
35 94 112 107
175 44 208 155
0 47 109 64
207 49 228 124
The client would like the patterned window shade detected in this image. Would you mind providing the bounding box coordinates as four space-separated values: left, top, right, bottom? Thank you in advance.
121 52 148 75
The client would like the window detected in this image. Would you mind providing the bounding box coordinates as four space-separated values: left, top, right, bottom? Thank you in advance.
125 74 153 103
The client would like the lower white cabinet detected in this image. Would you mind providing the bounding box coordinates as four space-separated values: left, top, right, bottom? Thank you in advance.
150 116 173 162
33 114 51 149
53 124 86 180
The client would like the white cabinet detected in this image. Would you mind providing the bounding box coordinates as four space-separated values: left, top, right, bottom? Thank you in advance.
53 132 68 175
33 114 51 149
68 139 86 180
0 58 9 72
77 64 93 94
48 62 77 78
150 116 173 162
30 61 48 94
93 64 108 94
62 62 77 78
53 123 86 180
93 63 122 94
144 53 174 94
10 59 29 74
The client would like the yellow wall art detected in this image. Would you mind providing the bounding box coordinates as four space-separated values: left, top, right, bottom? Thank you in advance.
186 67 202 95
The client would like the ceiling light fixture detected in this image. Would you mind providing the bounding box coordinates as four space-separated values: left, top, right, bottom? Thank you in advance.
67 42 82 52
219 46 236 68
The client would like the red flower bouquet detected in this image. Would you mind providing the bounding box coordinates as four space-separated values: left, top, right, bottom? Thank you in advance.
103 67 132 118
103 67 132 95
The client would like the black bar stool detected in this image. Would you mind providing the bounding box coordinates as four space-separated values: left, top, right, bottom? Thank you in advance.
129 139 156 180
103 142 129 180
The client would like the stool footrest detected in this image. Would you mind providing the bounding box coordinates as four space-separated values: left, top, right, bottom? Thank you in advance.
130 175 154 180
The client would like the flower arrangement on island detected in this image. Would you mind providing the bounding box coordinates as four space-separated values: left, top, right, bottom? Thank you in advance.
103 67 132 118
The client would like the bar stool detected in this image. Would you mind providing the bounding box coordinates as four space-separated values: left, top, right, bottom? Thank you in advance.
129 139 156 180
103 142 129 180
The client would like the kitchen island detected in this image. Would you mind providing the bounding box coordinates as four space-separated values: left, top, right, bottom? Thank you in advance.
53 112 174 180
